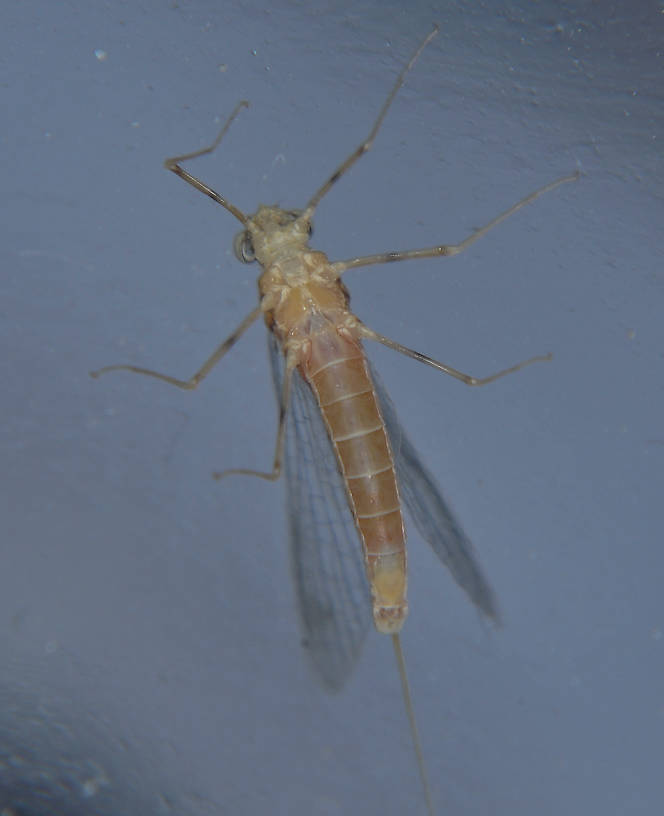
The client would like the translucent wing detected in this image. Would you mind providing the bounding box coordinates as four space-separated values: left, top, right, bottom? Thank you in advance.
269 335 371 691
372 366 501 623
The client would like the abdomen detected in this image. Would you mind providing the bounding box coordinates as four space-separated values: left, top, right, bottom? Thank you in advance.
303 325 408 634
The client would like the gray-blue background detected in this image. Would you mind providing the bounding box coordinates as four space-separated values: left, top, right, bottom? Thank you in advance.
3 1 662 813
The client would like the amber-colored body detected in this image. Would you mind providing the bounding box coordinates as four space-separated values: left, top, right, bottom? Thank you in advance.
259 240 407 632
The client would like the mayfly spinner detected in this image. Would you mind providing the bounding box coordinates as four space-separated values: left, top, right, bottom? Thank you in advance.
91 25 578 814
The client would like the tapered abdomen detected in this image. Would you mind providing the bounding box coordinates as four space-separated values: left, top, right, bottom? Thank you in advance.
303 326 407 633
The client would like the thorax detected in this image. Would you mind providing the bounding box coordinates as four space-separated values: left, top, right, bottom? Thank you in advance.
259 249 351 345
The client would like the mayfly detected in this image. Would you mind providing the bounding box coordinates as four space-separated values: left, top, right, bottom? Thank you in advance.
91 25 578 814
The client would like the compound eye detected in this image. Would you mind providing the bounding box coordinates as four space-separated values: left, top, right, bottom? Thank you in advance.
306 219 314 237
233 231 256 263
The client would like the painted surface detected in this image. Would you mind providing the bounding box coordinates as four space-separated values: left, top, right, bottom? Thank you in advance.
2 1 662 813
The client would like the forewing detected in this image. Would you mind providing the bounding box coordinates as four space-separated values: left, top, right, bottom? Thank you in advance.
372 366 501 623
269 336 371 691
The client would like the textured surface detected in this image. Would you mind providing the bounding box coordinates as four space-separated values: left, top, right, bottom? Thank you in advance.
2 1 663 814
